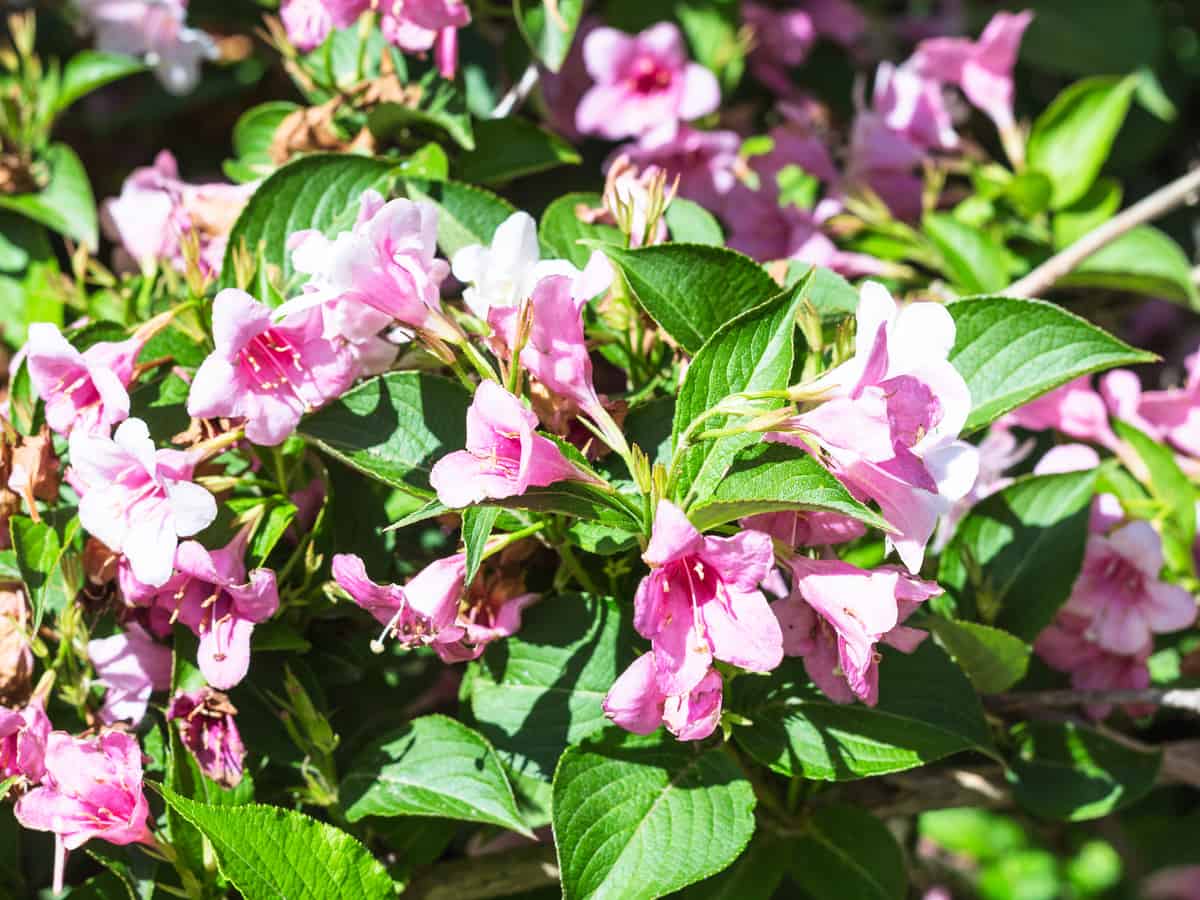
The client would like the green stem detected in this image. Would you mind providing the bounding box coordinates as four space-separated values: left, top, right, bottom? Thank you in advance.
458 340 501 383
557 541 603 595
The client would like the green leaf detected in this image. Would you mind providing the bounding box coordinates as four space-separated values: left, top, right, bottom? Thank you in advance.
664 198 724 246
924 213 1010 294
299 372 470 497
0 213 62 347
469 594 635 781
732 643 994 781
947 296 1156 433
600 243 780 355
515 0 584 71
226 496 298 566
671 277 809 507
461 505 500 587
1060 225 1200 308
938 470 1097 640
800 265 859 319
224 101 299 183
927 619 1031 694
676 0 744 90
1112 418 1197 573
689 443 888 532
0 144 98 248
1027 75 1138 209
404 178 517 257
219 153 394 291
1018 0 1163 77
56 51 146 113
1008 721 1161 821
676 834 790 900
157 786 394 899
367 81 475 151
11 515 79 636
341 714 531 834
552 732 757 900
1052 177 1121 248
789 806 907 900
492 481 644 531
456 117 580 184
539 192 623 269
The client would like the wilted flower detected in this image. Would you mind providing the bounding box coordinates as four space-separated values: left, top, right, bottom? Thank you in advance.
576 23 720 139
604 652 724 741
167 688 246 788
70 419 217 587
188 289 357 447
87 624 172 725
0 587 33 704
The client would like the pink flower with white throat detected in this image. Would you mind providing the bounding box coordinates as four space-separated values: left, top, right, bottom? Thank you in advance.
87 624 172 725
14 730 152 894
634 501 783 697
1062 521 1196 656
70 418 217 587
773 282 979 573
603 652 723 742
773 557 939 705
188 289 357 447
25 323 144 438
576 23 720 139
429 381 590 509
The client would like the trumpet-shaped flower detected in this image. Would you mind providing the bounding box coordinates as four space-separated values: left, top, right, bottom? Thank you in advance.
774 282 978 572
1035 611 1153 719
576 23 720 139
70 418 217 587
79 0 215 95
634 501 782 696
429 381 586 509
280 0 469 56
167 688 246 788
774 557 939 705
138 530 279 689
741 510 866 548
1063 522 1196 656
603 652 723 741
87 625 172 725
0 698 51 783
282 191 453 339
188 289 357 446
25 324 144 438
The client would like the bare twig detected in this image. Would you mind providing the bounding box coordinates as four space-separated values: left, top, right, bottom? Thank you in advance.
491 64 540 119
985 687 1200 715
1007 166 1200 298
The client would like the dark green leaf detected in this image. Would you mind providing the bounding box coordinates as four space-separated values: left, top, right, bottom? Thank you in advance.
11 515 79 636
514 0 584 71
1052 178 1121 249
1017 0 1163 76
789 806 907 900
924 213 1010 294
538 192 623 269
1061 226 1200 308
57 51 146 112
927 618 1031 693
0 144 98 248
676 833 789 900
367 83 475 151
461 505 500 587
456 117 580 184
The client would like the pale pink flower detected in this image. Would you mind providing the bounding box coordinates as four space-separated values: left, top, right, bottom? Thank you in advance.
1033 442 1102 476
1062 522 1196 656
576 24 720 139
1003 376 1118 449
79 0 215 94
24 323 144 438
15 730 151 892
634 501 782 696
804 0 867 46
140 530 279 690
774 283 979 573
743 3 816 95
603 652 723 742
912 10 1034 132
87 624 172 725
935 427 1032 550
167 688 246 788
1034 611 1152 719
488 269 611 420
774 557 938 705
846 110 927 221
741 510 866 548
70 418 217 587
0 699 51 783
280 0 468 58
282 191 453 340
188 289 357 447
615 122 741 216
873 62 960 153
280 0 335 51
429 381 587 509
1102 364 1200 462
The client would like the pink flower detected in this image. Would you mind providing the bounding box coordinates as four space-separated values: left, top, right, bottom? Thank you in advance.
540 18 600 141
102 150 252 276
774 283 979 573
741 510 866 548
603 652 723 742
576 24 720 140
804 0 867 46
87 624 172 725
188 289 357 447
488 269 611 420
1062 522 1196 656
15 731 151 891
0 699 51 783
70 418 217 587
280 0 334 52
774 557 938 705
280 0 468 57
79 0 215 94
139 530 279 689
615 123 741 216
935 427 1032 549
428 381 587 509
743 3 816 94
912 10 1034 133
282 191 453 340
167 688 246 788
24 323 145 438
872 62 960 153
1034 612 1152 719
634 501 782 696
1144 866 1200 900
1102 364 1200 462
1002 376 1118 449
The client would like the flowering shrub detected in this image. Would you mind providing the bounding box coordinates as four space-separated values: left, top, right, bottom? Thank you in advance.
2 2 1200 898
